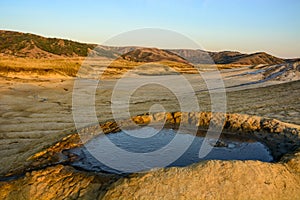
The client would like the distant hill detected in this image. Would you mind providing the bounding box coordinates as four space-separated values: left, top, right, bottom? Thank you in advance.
169 50 285 65
120 47 189 63
209 51 285 65
208 51 246 64
0 30 97 58
167 49 213 64
0 30 297 65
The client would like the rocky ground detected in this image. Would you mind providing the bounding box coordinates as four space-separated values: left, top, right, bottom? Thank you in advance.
0 64 300 199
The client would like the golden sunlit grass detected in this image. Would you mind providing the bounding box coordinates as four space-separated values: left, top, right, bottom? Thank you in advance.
195 63 250 70
0 56 84 77
98 59 200 78
0 56 248 79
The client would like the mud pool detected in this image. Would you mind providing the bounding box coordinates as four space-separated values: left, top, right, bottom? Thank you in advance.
66 127 273 174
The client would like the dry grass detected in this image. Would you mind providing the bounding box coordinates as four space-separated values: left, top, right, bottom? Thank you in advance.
194 63 250 71
0 56 248 79
0 56 84 77
100 59 199 78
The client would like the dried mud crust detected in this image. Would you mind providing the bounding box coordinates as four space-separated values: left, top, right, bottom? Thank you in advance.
1 75 300 181
1 159 300 200
26 112 300 168
1 112 300 199
0 165 119 200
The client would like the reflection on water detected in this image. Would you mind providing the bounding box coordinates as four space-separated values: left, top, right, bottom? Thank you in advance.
68 127 273 174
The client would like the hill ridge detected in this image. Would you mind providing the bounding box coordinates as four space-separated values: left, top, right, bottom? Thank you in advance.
1 30 298 65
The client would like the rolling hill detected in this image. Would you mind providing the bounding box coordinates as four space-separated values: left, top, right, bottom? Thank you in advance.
0 30 97 58
210 51 284 65
0 30 298 65
169 49 286 65
120 47 189 63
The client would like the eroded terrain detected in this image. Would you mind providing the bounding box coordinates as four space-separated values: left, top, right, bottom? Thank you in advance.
0 62 300 199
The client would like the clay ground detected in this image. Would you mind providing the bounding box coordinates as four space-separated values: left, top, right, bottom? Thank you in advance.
0 65 299 176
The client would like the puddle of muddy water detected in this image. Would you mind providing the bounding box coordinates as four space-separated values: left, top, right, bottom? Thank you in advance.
67 127 273 174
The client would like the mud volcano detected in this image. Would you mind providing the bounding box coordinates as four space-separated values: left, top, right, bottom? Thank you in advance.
67 126 273 174
1 112 300 199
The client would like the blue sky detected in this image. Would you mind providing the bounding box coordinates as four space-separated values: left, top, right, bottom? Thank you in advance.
0 0 299 58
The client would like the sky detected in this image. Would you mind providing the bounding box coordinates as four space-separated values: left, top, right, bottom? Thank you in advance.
0 0 299 58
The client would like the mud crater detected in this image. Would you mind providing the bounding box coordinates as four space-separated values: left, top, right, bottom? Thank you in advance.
65 126 274 174
2 112 300 179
